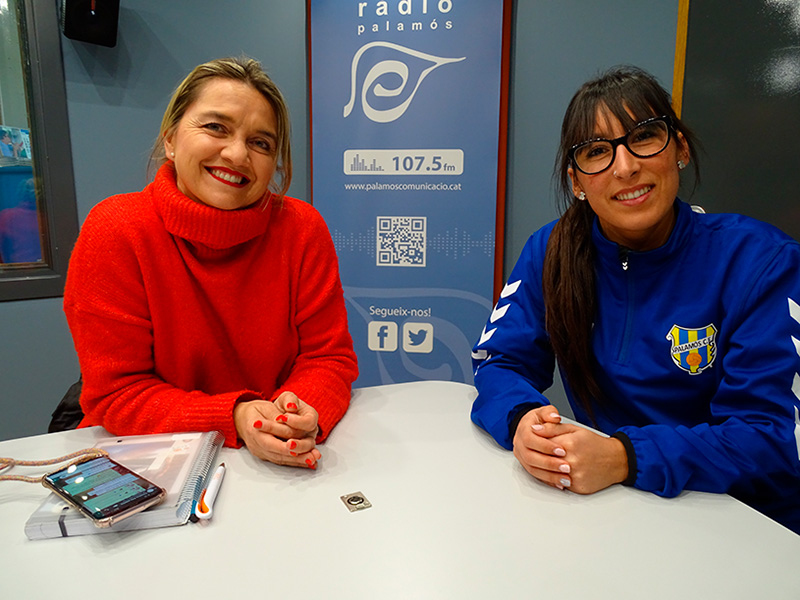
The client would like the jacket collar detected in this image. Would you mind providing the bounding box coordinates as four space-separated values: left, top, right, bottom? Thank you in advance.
592 199 694 272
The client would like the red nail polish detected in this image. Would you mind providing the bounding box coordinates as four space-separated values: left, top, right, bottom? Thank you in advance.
276 415 288 423
289 451 297 457
253 420 262 429
305 458 315 469
287 402 298 410
289 440 297 449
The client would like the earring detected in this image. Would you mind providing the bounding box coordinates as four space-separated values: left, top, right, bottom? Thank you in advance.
677 160 686 170
578 191 586 201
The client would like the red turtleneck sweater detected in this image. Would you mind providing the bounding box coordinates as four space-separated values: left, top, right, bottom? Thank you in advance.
64 164 358 446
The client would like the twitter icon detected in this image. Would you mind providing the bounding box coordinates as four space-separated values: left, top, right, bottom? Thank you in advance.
403 322 434 354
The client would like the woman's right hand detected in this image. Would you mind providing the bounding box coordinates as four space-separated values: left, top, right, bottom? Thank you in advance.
234 399 321 469
512 406 571 489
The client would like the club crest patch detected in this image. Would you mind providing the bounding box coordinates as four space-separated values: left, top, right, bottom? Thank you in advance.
666 324 718 375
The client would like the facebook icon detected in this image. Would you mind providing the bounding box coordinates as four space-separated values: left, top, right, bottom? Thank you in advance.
368 321 398 352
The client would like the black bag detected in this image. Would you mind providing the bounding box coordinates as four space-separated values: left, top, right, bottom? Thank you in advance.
48 378 84 433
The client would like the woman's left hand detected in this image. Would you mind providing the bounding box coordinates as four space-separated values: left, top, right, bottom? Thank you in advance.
233 392 321 469
531 423 629 494
270 391 320 441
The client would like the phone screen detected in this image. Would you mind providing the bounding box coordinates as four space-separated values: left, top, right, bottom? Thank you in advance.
43 456 165 523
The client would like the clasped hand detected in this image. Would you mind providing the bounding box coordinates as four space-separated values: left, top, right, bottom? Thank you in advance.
513 406 628 493
234 392 321 469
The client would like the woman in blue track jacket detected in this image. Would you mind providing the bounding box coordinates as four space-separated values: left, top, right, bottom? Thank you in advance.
471 66 800 534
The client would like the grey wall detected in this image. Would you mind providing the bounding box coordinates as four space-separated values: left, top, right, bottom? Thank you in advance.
681 0 800 241
506 1 679 273
63 1 310 221
0 1 679 441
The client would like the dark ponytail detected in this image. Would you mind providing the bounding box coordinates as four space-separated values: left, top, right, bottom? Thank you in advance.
542 200 604 419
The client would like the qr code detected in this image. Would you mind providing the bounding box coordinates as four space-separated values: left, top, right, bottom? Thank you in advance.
376 216 426 267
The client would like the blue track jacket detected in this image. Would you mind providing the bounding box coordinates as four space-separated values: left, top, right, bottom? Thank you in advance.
471 200 800 534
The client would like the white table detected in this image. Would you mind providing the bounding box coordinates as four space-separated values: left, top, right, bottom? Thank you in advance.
1 381 798 599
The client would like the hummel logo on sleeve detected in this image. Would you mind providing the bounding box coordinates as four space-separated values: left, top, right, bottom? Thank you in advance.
473 280 522 375
476 280 522 348
790 298 800 358
788 298 800 460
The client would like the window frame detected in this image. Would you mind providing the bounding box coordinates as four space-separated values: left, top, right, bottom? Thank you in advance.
0 0 79 301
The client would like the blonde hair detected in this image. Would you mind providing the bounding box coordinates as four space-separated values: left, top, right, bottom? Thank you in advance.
150 56 292 199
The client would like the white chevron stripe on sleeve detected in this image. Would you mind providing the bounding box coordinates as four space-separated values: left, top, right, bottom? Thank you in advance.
490 303 510 323
478 326 496 346
500 280 521 298
793 373 800 402
795 406 800 462
790 297 800 324
793 336 800 359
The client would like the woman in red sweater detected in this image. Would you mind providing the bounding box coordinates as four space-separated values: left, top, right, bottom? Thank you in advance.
64 57 358 469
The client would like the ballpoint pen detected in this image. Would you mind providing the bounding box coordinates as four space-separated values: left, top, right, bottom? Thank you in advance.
194 462 226 521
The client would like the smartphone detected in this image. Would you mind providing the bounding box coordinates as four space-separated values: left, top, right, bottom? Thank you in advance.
42 455 166 528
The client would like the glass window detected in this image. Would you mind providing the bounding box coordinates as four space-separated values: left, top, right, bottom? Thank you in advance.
0 0 79 301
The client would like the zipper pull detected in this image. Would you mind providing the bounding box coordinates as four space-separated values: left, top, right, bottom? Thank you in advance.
617 245 629 271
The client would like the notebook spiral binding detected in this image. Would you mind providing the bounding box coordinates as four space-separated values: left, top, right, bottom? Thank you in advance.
176 430 225 521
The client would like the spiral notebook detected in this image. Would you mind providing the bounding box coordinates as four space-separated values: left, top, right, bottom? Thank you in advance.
24 430 224 540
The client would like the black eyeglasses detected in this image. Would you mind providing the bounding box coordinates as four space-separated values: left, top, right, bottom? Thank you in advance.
569 115 673 175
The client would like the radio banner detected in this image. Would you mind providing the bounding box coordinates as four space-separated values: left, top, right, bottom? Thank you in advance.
309 0 508 386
